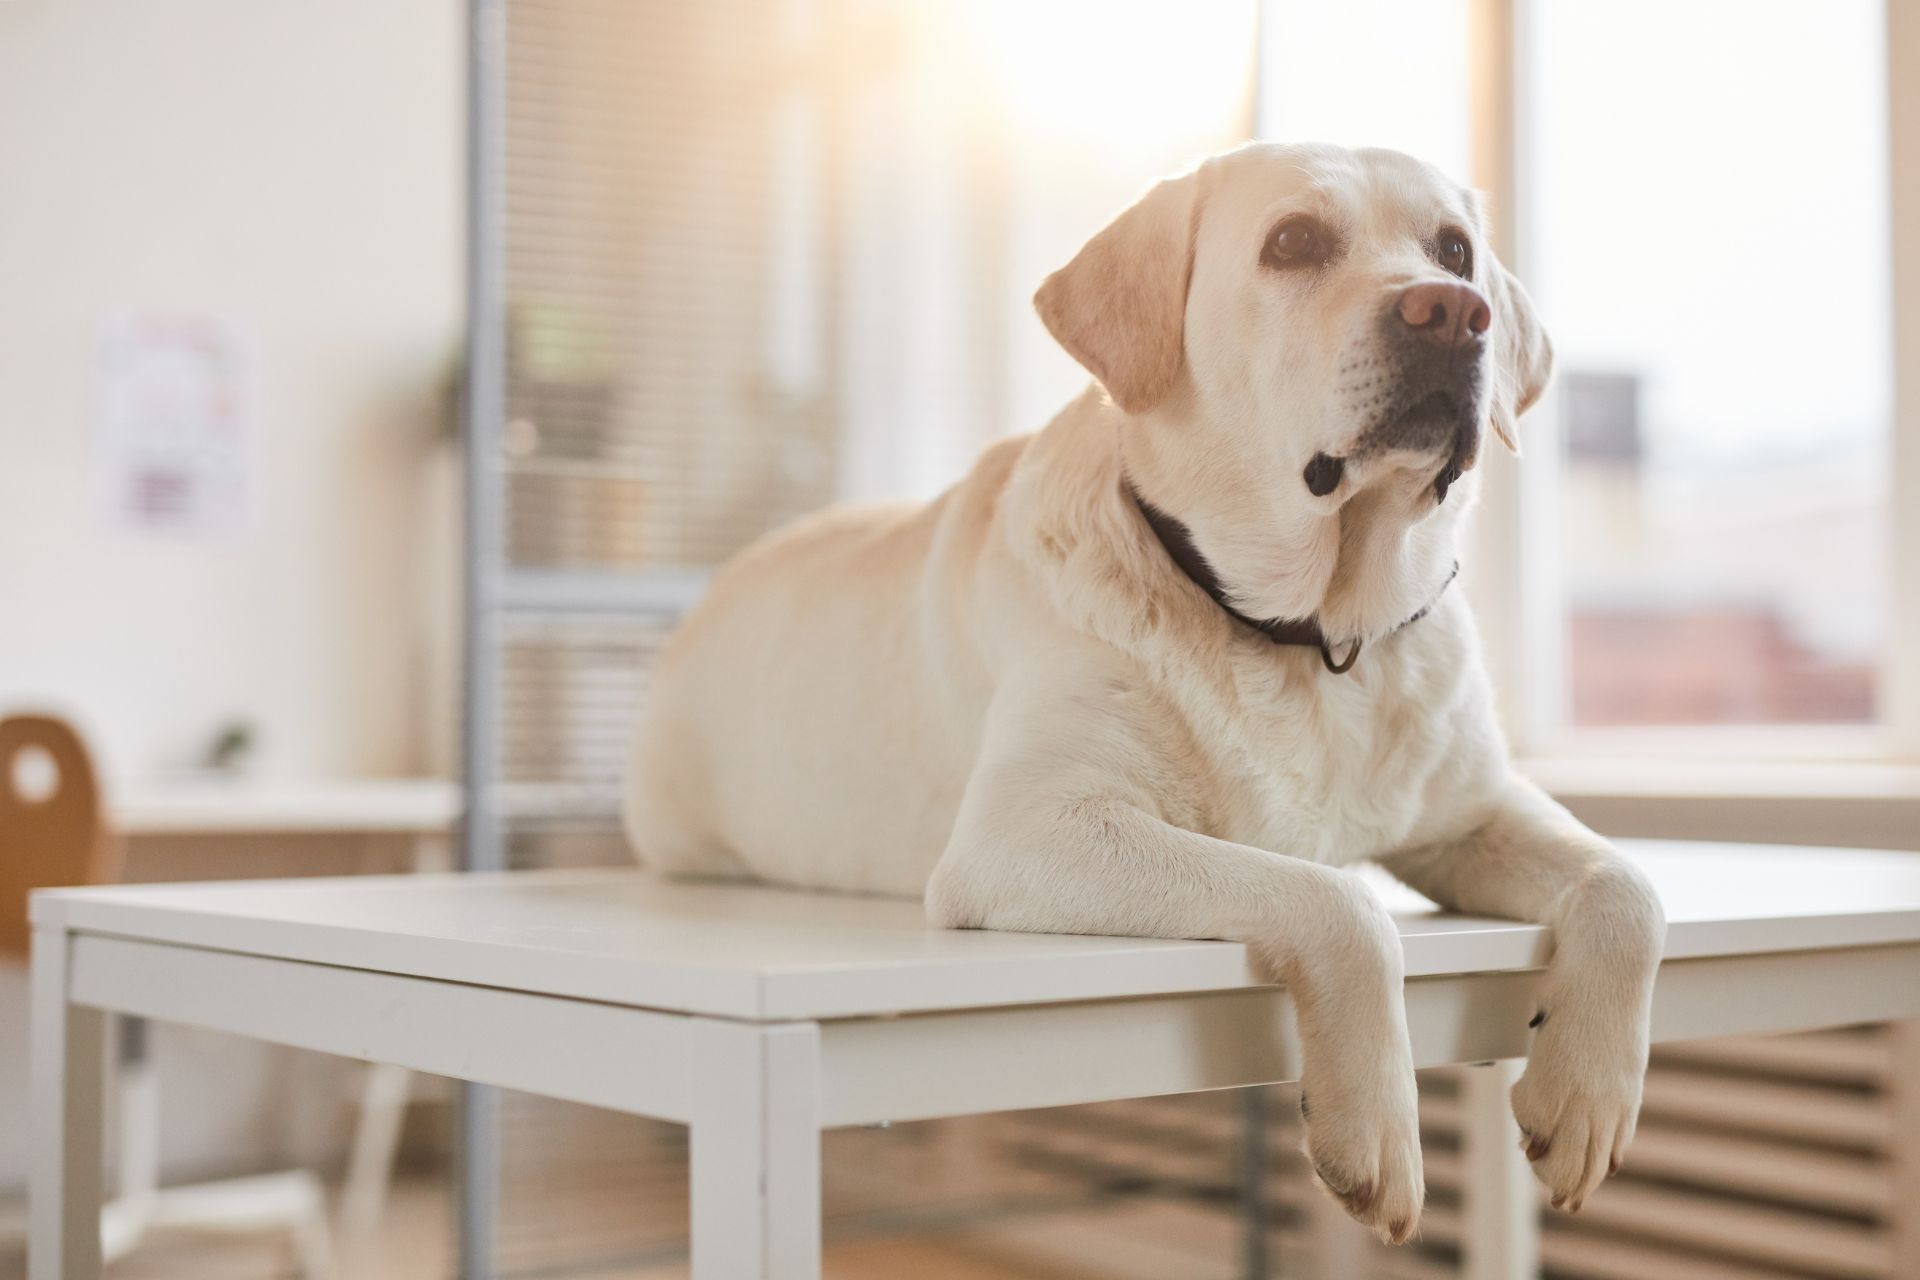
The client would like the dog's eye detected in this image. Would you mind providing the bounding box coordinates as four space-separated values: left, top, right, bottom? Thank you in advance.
1263 216 1333 269
1435 229 1473 278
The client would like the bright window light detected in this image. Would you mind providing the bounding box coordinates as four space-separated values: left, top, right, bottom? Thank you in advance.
1525 0 1891 728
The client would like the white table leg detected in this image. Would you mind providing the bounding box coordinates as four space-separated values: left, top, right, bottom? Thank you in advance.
335 831 446 1246
339 1061 415 1243
688 1020 821 1280
29 924 105 1280
1460 1060 1539 1280
1304 1179 1372 1278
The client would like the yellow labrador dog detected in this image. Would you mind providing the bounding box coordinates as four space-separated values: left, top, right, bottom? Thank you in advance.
625 142 1665 1243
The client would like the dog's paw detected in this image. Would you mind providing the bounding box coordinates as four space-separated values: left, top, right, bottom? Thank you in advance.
1511 1006 1646 1212
1299 1075 1425 1244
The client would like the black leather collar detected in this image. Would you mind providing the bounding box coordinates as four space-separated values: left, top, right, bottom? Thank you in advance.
1126 480 1457 674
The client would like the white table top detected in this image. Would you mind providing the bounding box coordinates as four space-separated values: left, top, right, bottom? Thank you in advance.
32 840 1920 1021
112 778 459 836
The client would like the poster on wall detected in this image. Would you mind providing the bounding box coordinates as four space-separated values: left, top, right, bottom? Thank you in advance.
95 310 255 539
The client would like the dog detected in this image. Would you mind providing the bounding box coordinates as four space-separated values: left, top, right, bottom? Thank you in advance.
624 141 1666 1243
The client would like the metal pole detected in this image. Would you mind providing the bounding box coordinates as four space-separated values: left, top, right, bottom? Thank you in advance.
1241 13 1267 1263
458 0 508 1275
1240 1087 1271 1280
462 0 508 880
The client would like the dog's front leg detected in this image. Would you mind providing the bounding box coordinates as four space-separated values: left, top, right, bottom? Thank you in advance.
1381 780 1666 1211
926 694 1424 1243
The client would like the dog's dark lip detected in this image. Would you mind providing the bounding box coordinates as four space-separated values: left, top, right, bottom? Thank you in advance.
1356 389 1473 453
1389 390 1459 434
1303 452 1345 496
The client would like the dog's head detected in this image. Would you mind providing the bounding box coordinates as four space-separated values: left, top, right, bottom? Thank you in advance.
1036 142 1552 643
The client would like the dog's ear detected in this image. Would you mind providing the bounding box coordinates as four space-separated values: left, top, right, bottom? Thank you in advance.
1034 169 1202 415
1485 258 1553 454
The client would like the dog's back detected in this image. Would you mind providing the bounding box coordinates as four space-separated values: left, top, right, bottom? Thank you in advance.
624 434 1030 897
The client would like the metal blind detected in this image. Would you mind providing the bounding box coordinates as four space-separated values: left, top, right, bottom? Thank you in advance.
499 614 672 830
502 0 841 574
479 0 868 1268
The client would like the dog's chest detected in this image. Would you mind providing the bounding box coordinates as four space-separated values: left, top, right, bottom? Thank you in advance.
1170 646 1469 866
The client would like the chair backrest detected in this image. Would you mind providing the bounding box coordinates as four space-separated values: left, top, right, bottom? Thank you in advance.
0 714 120 961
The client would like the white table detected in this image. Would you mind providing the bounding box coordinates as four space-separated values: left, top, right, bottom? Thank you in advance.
112 777 459 886
99 777 462 1257
28 840 1920 1280
112 778 460 839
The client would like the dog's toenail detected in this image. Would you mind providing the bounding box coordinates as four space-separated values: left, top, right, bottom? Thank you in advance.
1299 1093 1310 1117
1528 1009 1546 1029
1388 1218 1411 1242
1607 1156 1621 1178
1525 1134 1552 1162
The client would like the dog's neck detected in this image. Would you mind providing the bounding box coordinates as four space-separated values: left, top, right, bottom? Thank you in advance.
1123 477 1456 674
1107 386 1469 663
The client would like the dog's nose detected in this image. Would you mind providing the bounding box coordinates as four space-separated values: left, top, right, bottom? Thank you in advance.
1395 281 1491 351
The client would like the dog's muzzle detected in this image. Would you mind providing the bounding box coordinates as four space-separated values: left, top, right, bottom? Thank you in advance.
1364 281 1493 500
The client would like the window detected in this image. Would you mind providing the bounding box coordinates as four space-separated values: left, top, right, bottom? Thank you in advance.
1520 0 1892 732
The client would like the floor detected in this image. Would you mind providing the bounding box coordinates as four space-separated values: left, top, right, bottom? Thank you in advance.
0 1177 1246 1280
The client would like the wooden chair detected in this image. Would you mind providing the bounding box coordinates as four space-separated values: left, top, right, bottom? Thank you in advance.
2 713 332 1277
0 714 120 958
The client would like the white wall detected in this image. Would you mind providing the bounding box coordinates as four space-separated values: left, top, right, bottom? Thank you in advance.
0 0 463 1192
0 0 463 782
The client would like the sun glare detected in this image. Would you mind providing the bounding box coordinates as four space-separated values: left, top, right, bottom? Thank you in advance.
954 1 1257 154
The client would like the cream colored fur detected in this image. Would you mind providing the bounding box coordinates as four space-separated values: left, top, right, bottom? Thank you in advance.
625 143 1665 1243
